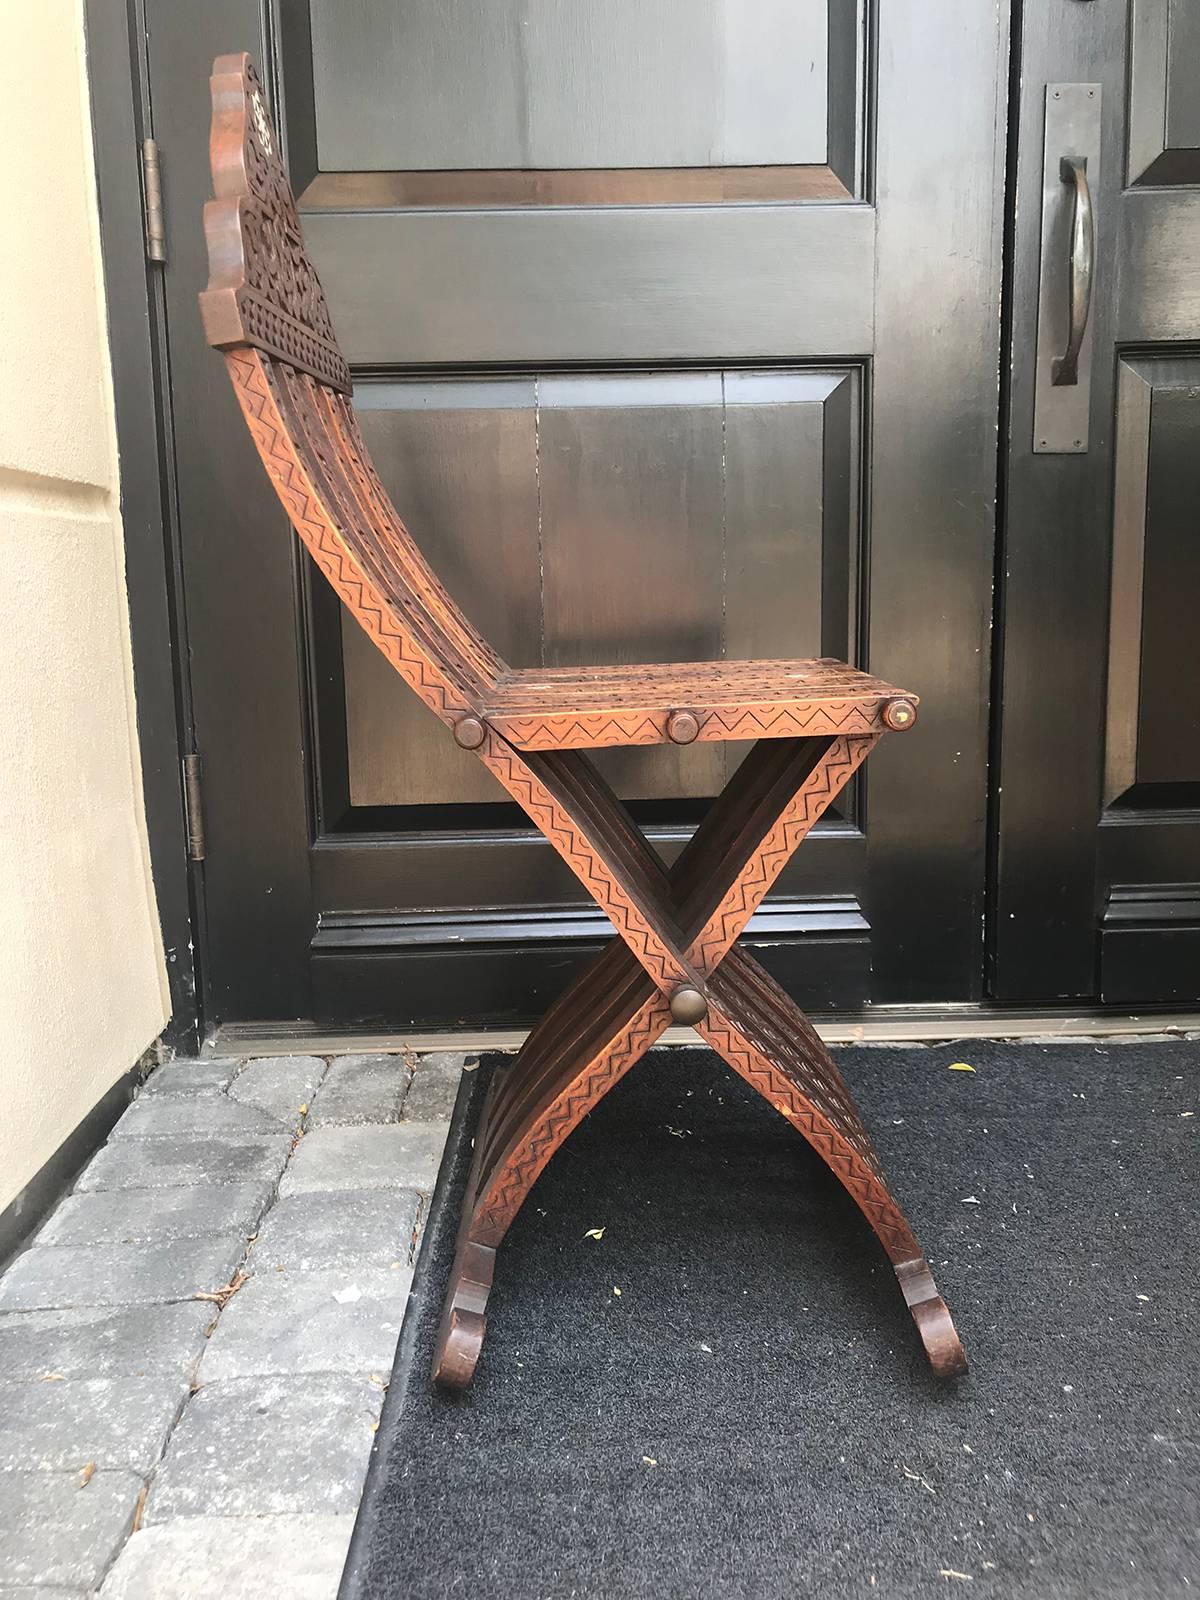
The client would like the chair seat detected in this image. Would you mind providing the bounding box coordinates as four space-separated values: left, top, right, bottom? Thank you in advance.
483 657 916 749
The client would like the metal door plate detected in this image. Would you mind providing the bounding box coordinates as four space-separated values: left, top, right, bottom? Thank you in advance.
1033 84 1102 454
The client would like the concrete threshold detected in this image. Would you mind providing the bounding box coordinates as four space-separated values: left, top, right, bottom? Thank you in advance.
211 1006 1200 1058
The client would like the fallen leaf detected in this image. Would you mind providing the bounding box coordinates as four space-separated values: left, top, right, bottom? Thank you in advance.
583 1227 606 1241
948 1063 976 1073
298 1102 309 1115
78 1461 96 1487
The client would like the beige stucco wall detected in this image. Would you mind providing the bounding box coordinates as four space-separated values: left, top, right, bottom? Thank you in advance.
0 1 169 1213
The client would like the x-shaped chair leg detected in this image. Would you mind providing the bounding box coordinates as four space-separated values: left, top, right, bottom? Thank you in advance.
432 732 967 1387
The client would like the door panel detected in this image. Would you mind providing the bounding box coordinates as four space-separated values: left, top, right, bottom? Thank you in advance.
994 0 1200 1006
304 207 876 366
147 0 1008 1026
343 370 857 807
310 0 830 173
1128 0 1200 185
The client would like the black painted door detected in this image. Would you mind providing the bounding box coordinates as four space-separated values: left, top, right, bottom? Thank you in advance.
994 0 1200 1007
147 0 1007 1027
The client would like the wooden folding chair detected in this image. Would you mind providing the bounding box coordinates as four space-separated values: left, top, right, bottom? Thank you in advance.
200 54 967 1388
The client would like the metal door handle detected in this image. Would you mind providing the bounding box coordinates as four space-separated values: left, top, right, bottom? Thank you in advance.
1051 156 1093 387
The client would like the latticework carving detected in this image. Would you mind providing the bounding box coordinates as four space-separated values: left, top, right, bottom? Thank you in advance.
201 55 351 391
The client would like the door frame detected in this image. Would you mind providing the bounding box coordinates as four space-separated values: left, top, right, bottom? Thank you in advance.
84 0 200 1051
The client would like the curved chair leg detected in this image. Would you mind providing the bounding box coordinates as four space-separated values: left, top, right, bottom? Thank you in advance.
433 951 670 1388
701 950 968 1376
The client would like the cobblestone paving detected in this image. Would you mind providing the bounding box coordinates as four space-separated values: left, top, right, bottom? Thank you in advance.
0 1049 469 1597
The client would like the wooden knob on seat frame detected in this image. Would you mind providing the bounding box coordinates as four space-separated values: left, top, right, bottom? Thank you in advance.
881 698 917 732
666 709 700 745
453 715 487 750
669 984 708 1025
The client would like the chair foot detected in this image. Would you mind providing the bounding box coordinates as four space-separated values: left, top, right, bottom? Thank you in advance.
431 1237 495 1390
896 1257 968 1376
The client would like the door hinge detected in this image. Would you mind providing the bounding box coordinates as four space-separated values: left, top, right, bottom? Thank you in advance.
141 137 166 263
182 753 205 862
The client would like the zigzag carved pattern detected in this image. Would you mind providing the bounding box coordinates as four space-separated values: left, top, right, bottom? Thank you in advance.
226 350 464 727
473 996 671 1243
686 736 877 971
492 700 885 750
698 703 883 740
698 1004 919 1264
493 714 663 749
478 738 693 992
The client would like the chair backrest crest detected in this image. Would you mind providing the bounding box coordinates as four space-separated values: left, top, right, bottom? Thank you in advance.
200 52 351 393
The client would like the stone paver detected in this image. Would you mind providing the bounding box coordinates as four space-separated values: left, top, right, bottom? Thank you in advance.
99 1513 356 1600
138 1057 243 1096
0 1235 247 1313
228 1055 326 1126
249 1188 421 1273
402 1051 468 1121
0 1046 462 1594
0 1375 187 1472
0 1469 143 1590
113 1096 283 1140
36 1182 274 1248
306 1052 410 1126
0 1302 213 1381
77 1135 290 1192
198 1266 414 1380
281 1122 447 1196
147 1375 381 1521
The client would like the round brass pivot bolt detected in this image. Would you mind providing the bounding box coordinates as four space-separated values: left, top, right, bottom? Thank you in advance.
669 984 708 1025
881 697 917 732
453 715 487 750
666 709 700 745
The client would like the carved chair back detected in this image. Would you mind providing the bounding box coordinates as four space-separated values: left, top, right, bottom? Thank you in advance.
200 53 507 734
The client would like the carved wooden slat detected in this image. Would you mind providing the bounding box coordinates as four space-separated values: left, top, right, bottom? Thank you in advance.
201 50 965 1396
681 735 878 971
485 662 911 750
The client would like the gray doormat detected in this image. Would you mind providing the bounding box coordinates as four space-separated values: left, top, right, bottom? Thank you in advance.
342 1040 1199 1599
